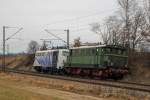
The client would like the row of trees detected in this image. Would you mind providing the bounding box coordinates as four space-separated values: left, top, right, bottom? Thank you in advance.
27 40 48 54
91 0 150 50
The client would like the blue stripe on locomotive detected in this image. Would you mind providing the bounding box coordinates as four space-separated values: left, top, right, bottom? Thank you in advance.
35 52 53 67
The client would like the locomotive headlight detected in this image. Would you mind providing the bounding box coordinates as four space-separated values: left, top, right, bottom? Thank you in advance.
110 62 114 66
125 64 127 67
104 56 114 66
104 56 110 66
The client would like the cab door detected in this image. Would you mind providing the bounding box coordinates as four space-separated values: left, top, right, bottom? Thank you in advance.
97 47 105 68
52 51 59 68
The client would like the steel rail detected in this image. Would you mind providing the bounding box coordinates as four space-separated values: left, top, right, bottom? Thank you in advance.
3 69 150 93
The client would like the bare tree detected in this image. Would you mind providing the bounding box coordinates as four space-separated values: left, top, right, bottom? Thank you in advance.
40 41 48 50
142 0 150 41
27 40 39 54
117 0 139 46
117 0 148 50
91 0 149 51
90 23 110 45
90 16 122 45
105 16 123 45
73 37 81 47
143 0 150 23
130 9 146 50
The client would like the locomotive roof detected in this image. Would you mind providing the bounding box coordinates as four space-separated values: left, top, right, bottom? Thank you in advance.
70 45 126 50
36 49 68 53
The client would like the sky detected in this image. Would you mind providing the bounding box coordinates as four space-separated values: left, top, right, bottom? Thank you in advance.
0 0 118 53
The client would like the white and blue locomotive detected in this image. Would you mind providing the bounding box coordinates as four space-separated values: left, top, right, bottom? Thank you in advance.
33 49 69 73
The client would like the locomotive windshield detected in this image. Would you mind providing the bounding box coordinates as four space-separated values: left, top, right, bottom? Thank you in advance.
103 47 127 55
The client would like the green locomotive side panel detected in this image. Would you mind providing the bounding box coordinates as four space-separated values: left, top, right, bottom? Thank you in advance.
66 45 128 69
67 48 97 68
71 56 95 65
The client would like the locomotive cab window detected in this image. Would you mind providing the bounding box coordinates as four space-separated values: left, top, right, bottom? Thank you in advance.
80 49 85 56
105 48 111 53
70 50 72 56
72 49 80 56
102 48 111 54
62 51 69 56
118 50 122 54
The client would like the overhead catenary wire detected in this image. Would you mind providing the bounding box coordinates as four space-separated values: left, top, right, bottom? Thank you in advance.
46 8 117 26
44 9 118 37
45 29 67 44
5 27 23 41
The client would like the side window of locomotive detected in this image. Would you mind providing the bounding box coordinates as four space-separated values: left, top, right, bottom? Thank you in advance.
112 49 117 54
123 50 127 55
85 49 90 56
117 49 120 54
42 53 44 56
118 50 122 55
88 49 92 56
79 49 82 56
82 49 86 56
42 53 45 56
72 49 79 56
120 50 125 55
70 50 72 56
80 49 83 56
92 49 95 55
89 49 91 56
102 48 107 54
108 48 111 53
62 51 69 56
41 53 42 56
85 49 88 55
35 53 38 56
37 53 41 56
101 48 104 54
105 48 110 53
72 50 75 56
37 53 39 56
76 50 79 56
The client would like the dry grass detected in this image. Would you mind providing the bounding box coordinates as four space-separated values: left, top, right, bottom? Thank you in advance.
0 82 63 100
0 73 109 100
0 72 149 100
0 54 34 70
124 52 150 84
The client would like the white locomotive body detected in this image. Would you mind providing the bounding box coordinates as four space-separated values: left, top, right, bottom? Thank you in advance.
33 49 69 73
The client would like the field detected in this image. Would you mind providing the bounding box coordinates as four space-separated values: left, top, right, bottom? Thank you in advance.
0 72 111 100
0 78 64 100
0 53 149 100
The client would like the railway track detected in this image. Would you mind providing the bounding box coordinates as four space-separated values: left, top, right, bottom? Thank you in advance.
1 69 150 93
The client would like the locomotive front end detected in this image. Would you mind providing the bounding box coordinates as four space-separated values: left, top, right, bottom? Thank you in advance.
102 46 128 78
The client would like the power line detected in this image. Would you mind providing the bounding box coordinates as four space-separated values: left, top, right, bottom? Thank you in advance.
2 26 23 71
6 28 23 41
46 8 117 26
71 27 91 32
45 29 67 44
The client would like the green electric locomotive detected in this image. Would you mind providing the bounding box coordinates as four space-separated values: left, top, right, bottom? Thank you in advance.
64 45 128 79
